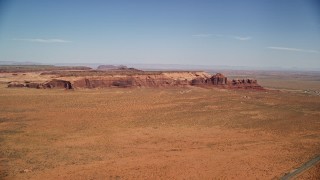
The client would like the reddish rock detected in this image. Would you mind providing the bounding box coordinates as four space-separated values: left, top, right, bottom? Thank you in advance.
112 79 133 88
73 75 182 89
228 79 263 90
8 83 25 88
190 73 263 90
8 79 73 89
210 73 227 85
191 77 206 85
26 83 42 89
190 73 227 86
6 71 264 90
45 79 73 89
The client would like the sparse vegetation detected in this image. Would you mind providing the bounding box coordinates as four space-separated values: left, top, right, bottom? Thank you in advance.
0 71 319 179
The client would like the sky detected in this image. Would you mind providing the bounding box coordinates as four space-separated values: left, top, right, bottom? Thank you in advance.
0 0 319 69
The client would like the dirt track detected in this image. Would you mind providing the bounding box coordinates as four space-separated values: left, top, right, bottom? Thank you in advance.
281 155 320 179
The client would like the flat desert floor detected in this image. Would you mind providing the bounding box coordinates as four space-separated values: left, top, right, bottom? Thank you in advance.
0 74 320 179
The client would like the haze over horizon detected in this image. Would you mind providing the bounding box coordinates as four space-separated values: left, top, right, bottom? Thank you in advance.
0 0 319 69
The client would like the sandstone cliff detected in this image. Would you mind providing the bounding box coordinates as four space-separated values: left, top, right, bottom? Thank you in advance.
7 71 263 90
8 79 73 89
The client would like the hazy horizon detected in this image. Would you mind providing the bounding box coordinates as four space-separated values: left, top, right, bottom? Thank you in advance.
2 60 320 72
0 0 319 69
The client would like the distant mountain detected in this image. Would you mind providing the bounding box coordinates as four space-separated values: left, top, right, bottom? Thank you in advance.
0 61 42 65
127 64 320 72
3 61 318 72
54 63 102 69
97 65 127 70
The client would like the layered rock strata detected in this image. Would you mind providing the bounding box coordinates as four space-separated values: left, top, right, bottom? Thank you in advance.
7 72 263 90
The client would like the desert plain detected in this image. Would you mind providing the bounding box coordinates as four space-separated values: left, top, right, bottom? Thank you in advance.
0 69 320 179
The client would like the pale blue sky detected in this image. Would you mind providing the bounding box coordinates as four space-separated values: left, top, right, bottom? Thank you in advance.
0 0 319 69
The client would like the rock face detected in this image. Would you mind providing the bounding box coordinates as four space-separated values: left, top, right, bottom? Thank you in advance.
73 75 188 88
211 73 227 85
7 79 73 89
229 79 263 89
7 71 263 90
191 77 207 86
7 83 25 88
74 78 134 88
45 79 73 89
191 73 227 86
189 73 262 89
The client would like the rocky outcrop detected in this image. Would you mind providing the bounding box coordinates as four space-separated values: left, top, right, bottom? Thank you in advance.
211 73 227 85
7 79 73 89
7 82 25 88
74 78 134 88
45 79 73 89
229 79 263 89
26 82 42 88
73 75 188 88
7 71 263 90
191 73 227 86
189 73 263 90
191 77 207 85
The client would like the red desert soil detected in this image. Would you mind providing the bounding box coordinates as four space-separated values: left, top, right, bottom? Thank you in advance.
0 77 319 179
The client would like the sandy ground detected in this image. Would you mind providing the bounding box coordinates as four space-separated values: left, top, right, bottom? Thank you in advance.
0 74 320 179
